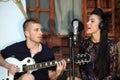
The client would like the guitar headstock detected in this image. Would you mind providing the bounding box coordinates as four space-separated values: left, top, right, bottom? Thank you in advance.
75 53 91 65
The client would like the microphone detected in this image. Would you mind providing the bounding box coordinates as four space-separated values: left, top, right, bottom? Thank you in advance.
71 19 84 45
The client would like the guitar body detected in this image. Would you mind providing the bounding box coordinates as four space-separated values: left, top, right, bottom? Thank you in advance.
0 53 91 80
0 57 35 80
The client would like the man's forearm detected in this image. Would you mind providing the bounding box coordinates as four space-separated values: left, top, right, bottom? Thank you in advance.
48 70 61 80
0 54 9 68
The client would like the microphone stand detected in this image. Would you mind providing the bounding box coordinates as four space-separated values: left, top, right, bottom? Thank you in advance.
69 32 75 80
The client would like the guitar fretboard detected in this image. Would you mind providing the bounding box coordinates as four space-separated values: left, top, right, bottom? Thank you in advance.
23 58 70 72
23 53 91 72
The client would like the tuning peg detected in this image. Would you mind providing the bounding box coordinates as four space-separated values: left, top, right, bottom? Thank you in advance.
80 54 83 57
82 62 85 65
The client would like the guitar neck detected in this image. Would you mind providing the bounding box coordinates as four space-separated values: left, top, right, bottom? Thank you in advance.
23 54 91 72
23 58 70 72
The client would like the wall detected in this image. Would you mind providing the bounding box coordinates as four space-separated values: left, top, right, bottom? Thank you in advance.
0 0 26 50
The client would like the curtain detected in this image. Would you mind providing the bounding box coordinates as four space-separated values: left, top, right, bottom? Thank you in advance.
55 0 82 35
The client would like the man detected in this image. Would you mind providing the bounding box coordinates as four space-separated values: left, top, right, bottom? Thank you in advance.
0 18 66 80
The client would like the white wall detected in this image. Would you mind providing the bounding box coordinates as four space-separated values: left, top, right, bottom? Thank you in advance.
0 0 26 50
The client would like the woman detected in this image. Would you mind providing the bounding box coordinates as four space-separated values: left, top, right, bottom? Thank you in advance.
79 8 118 80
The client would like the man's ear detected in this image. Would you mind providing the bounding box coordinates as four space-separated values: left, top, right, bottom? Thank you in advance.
24 31 29 37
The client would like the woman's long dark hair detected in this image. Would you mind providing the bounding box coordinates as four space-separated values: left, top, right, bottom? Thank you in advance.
91 8 110 79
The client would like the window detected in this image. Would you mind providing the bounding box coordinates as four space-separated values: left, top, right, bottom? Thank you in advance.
26 0 82 35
